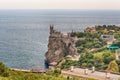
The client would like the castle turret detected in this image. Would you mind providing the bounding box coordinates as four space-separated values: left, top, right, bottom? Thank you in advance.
50 24 54 34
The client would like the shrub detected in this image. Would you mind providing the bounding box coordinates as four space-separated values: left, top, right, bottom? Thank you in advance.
0 62 9 77
107 60 119 72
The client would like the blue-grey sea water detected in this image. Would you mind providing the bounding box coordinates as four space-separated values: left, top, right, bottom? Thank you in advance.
0 10 120 69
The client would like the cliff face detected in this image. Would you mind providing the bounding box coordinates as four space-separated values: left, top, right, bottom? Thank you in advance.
45 25 78 64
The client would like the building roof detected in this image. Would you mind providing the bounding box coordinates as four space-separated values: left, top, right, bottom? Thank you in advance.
108 46 119 49
107 46 119 50
49 62 57 66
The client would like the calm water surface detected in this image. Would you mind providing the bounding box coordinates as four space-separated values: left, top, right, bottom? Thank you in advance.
0 10 120 69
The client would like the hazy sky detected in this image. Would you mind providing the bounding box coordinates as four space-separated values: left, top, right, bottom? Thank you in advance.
0 0 120 9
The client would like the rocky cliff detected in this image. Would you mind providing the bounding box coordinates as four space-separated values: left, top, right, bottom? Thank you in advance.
45 25 78 65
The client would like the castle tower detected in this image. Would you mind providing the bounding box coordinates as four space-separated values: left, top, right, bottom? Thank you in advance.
50 24 54 34
67 32 71 38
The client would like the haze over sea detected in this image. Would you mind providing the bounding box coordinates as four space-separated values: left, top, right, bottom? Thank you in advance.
0 10 120 69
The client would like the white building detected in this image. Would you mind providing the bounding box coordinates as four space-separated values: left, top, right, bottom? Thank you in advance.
100 35 115 45
115 49 120 60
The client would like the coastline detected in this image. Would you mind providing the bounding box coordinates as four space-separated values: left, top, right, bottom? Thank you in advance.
1 10 120 69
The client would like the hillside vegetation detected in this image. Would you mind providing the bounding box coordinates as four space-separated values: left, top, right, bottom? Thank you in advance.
1 25 120 80
62 25 120 73
0 62 95 80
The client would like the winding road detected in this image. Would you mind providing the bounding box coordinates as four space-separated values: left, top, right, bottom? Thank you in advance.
61 68 120 80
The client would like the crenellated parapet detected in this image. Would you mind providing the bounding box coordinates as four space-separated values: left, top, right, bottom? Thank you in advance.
50 25 63 38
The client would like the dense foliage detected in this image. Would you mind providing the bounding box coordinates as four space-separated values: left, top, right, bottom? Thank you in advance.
0 62 94 80
78 50 116 70
0 62 9 77
72 32 106 53
107 60 119 72
1 25 120 80
63 25 120 73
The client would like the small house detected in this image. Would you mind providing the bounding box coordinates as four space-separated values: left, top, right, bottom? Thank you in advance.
107 46 119 50
100 35 115 44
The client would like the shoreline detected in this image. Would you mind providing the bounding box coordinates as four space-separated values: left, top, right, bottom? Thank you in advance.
10 67 49 73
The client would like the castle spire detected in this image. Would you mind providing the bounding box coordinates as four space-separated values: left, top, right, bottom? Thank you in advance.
50 24 54 34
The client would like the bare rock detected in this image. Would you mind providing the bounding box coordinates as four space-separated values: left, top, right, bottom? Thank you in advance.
45 25 78 64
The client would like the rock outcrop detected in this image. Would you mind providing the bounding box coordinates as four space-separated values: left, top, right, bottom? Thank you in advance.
45 25 78 65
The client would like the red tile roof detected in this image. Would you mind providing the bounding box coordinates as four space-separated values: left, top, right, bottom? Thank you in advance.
49 62 57 66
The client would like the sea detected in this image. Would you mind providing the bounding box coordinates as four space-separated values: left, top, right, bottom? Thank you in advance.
0 9 120 69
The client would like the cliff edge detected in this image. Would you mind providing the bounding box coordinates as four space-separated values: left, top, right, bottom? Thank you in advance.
45 25 78 65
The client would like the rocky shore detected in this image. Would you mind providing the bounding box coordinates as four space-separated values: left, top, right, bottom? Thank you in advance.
45 25 78 66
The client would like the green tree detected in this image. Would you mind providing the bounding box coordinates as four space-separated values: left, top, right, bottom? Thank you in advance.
94 53 104 67
102 51 115 64
79 53 94 68
0 62 9 77
107 60 119 72
116 60 120 72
